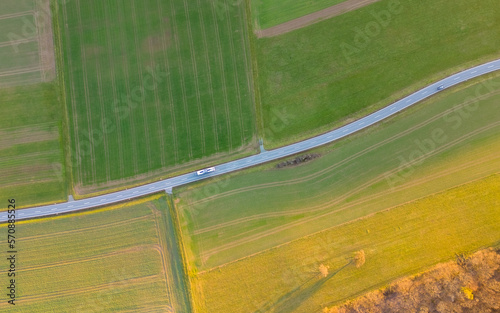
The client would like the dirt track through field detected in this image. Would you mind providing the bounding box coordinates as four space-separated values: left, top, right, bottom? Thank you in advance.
256 0 381 38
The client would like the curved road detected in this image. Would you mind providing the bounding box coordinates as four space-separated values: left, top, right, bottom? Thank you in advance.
2 59 500 222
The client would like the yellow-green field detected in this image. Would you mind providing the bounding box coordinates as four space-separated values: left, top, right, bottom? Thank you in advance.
193 174 500 312
175 74 500 311
0 195 192 311
177 74 500 271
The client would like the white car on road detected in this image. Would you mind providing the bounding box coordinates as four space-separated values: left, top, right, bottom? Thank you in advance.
196 167 216 176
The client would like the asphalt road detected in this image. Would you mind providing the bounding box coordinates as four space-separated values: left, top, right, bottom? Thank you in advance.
2 59 499 222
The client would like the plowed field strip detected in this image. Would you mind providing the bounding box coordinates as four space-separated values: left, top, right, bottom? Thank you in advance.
257 0 381 37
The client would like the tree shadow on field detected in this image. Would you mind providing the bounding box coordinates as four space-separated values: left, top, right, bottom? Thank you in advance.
254 262 352 313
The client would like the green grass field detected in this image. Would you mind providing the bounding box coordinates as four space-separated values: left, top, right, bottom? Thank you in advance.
250 0 348 30
0 0 55 87
195 174 500 312
255 0 500 148
177 74 500 271
0 83 66 208
56 0 256 193
0 195 193 311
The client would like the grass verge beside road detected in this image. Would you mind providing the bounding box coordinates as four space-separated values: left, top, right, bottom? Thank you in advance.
255 0 500 148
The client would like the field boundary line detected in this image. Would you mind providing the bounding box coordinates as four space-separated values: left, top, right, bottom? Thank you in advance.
256 0 381 38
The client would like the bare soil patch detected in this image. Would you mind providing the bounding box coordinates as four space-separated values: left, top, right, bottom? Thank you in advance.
256 0 381 38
